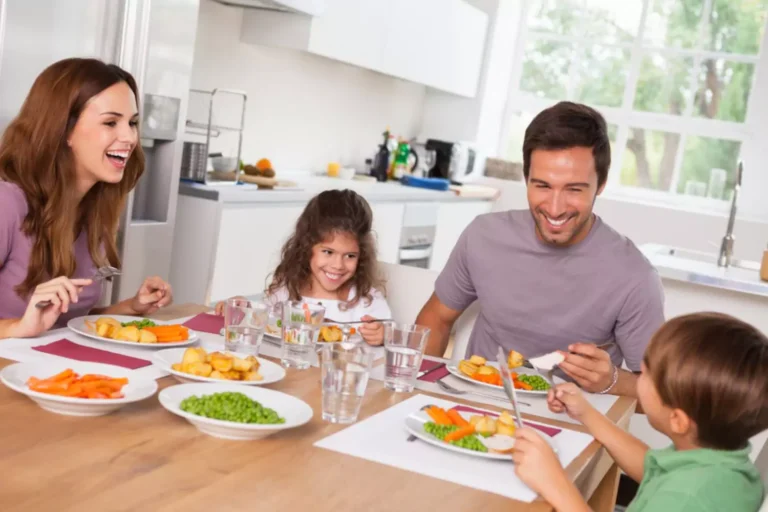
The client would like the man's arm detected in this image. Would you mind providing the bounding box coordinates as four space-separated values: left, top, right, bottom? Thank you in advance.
416 293 463 357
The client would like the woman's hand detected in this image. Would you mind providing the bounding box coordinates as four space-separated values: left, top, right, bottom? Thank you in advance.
358 315 384 346
129 276 173 315
11 277 92 338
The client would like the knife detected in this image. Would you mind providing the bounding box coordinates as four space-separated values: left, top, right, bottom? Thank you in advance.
496 347 525 430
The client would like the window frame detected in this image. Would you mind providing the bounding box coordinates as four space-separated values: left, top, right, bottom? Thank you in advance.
498 0 767 214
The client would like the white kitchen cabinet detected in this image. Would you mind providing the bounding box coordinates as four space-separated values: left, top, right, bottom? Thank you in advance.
239 0 488 97
430 201 492 271
371 202 404 264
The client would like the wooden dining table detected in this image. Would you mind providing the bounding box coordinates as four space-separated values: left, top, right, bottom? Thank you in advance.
0 303 636 511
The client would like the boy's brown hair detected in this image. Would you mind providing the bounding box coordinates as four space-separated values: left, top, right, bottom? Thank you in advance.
644 312 768 451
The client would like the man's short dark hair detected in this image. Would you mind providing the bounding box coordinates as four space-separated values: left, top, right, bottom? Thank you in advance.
523 101 611 188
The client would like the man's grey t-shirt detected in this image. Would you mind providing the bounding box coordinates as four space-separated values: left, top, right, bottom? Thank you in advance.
435 210 664 371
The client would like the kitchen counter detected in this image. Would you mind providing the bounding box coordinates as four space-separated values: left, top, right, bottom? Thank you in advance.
178 176 497 204
641 243 768 299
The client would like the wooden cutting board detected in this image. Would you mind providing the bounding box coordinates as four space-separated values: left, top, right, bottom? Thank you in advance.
208 171 297 188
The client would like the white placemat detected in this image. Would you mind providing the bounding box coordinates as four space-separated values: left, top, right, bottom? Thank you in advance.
369 356 619 425
314 394 594 503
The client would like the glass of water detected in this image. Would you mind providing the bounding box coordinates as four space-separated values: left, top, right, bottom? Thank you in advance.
384 323 430 392
319 341 374 424
280 301 326 369
224 298 269 355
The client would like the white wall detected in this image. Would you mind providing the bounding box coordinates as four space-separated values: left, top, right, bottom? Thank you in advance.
190 0 426 171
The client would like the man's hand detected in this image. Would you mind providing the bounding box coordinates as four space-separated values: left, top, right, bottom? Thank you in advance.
558 343 615 393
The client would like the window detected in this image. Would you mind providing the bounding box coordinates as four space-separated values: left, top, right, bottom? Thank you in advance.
500 0 768 205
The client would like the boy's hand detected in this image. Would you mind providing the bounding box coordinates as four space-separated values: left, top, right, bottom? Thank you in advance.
358 315 384 346
513 428 566 495
547 382 594 421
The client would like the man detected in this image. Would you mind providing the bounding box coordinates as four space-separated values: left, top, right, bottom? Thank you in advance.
416 101 664 397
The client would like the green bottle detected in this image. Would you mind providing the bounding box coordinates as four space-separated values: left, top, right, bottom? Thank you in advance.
389 139 417 180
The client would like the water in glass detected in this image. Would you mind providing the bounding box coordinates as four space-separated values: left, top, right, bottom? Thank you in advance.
383 323 430 393
281 301 325 369
320 342 373 424
224 299 268 355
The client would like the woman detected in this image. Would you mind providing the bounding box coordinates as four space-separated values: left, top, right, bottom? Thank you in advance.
0 58 173 339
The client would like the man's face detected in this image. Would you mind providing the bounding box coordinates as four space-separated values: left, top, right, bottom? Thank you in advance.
526 146 604 246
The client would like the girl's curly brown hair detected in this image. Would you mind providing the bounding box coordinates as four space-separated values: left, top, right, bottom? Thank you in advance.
267 189 384 308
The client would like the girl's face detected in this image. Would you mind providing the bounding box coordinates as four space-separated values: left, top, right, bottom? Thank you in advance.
309 231 360 295
67 81 139 195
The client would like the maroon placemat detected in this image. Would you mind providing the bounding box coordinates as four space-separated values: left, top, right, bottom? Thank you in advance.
450 405 562 437
418 365 449 382
182 313 224 335
32 339 152 369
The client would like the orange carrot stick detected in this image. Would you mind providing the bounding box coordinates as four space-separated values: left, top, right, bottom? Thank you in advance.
444 425 476 442
447 409 469 427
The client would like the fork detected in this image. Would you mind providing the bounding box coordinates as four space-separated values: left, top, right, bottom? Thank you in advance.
35 265 121 309
436 378 531 407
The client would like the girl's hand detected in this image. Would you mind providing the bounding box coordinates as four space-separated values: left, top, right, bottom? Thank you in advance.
547 382 594 422
214 296 247 316
513 428 566 496
358 315 384 346
129 276 173 315
12 277 92 338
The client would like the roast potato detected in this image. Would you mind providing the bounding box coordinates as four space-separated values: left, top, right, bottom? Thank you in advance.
138 329 158 343
114 325 140 342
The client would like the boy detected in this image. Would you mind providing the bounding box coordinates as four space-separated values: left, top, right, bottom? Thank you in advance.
513 312 767 511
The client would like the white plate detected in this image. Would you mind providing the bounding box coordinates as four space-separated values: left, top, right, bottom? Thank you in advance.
0 361 158 416
68 315 198 349
404 408 558 460
159 383 313 440
152 348 286 385
446 363 553 396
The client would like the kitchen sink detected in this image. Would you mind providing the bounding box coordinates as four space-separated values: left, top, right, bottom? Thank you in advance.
651 245 761 272
641 243 768 298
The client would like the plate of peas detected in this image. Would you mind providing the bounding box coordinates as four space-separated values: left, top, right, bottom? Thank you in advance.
159 383 313 440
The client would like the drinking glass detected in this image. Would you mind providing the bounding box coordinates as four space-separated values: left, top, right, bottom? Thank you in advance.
319 341 374 424
384 323 430 392
223 298 269 355
280 301 326 369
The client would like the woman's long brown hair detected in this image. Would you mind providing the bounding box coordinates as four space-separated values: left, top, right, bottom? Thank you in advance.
267 189 384 308
0 58 145 297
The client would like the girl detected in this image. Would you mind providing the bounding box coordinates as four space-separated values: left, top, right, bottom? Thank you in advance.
0 58 173 340
216 189 391 345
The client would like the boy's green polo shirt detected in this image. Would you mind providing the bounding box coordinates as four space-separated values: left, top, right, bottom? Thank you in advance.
628 444 764 512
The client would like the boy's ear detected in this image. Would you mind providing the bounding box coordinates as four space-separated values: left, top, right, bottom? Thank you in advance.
669 407 693 437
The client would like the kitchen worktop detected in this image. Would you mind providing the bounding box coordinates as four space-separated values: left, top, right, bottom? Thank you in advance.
178 176 497 204
641 243 768 299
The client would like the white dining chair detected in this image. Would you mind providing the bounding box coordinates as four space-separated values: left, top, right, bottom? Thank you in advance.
377 262 478 359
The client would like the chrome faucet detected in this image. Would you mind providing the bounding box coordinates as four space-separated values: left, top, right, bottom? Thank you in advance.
717 161 743 268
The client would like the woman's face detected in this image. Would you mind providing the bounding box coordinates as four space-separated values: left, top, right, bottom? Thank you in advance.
68 81 139 193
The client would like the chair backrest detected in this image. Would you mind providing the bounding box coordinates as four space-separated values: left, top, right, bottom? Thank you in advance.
378 262 478 359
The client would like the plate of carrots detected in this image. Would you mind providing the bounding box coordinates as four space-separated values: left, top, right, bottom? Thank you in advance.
0 361 158 416
67 315 198 348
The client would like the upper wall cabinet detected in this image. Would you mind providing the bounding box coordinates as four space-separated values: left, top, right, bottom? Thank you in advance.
239 0 488 97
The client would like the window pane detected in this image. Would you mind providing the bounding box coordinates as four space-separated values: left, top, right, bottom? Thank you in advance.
528 0 582 35
677 136 741 199
528 0 642 42
573 46 629 107
644 0 705 49
693 59 754 122
580 0 643 42
621 128 681 190
634 54 694 115
703 0 768 54
520 40 572 99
